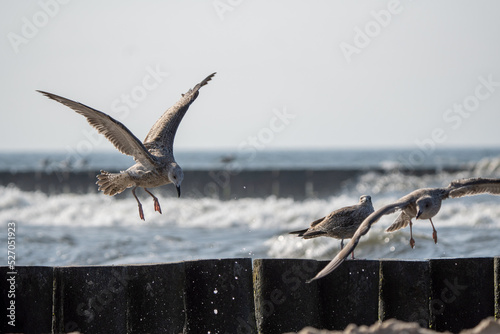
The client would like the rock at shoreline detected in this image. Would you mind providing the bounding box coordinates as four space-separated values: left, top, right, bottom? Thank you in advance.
287 317 500 334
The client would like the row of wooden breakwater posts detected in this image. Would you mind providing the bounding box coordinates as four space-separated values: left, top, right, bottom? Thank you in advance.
2 257 500 334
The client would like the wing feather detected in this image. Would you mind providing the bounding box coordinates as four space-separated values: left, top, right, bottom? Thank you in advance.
310 216 326 227
37 91 156 167
446 177 500 199
144 72 216 154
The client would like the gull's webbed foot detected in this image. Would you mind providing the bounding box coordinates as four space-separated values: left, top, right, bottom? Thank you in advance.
145 188 162 215
429 219 438 244
137 203 145 221
153 198 162 214
409 220 415 248
432 230 438 244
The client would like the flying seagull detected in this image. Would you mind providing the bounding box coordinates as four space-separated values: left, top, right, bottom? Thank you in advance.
38 72 216 220
289 195 374 259
306 177 500 283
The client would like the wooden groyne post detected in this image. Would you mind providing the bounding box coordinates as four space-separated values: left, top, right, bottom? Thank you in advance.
1 257 499 333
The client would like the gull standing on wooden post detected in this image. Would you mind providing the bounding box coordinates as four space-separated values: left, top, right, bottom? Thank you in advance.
38 72 216 220
289 195 374 259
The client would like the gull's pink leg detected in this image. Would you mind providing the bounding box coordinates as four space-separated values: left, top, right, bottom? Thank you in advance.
144 188 162 214
429 218 438 244
409 220 415 248
132 187 145 220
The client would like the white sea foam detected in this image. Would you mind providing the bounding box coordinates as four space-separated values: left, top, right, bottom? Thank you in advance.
0 186 372 230
1 168 500 266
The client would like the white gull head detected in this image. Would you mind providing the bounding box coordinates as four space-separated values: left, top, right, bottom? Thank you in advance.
168 163 184 197
415 195 441 220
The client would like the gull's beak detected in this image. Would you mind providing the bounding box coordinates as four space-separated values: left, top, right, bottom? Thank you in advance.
176 185 181 198
416 210 422 219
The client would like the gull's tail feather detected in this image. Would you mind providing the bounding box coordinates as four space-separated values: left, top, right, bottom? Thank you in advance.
385 220 407 232
385 211 411 232
289 228 328 239
289 228 308 236
301 230 328 239
96 171 130 196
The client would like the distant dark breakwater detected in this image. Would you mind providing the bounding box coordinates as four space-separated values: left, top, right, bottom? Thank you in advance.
0 168 462 199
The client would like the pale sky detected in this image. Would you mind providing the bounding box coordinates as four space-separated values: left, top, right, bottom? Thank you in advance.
1 0 500 153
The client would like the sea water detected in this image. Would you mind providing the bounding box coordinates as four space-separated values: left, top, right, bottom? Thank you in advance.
1 148 500 267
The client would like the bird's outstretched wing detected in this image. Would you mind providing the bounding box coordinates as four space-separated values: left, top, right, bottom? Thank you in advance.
385 211 412 232
306 198 411 283
445 177 500 199
37 91 156 168
144 72 216 154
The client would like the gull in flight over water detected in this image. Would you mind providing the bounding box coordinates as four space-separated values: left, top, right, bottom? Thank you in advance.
289 195 374 259
38 72 216 220
306 177 500 283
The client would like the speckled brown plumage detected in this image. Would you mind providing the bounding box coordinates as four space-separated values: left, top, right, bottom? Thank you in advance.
290 195 374 257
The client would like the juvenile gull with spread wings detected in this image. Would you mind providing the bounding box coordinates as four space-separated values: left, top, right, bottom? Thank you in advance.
38 72 216 220
289 195 374 259
306 177 500 283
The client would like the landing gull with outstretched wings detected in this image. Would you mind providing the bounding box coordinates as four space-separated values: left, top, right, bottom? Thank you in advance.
38 72 216 220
